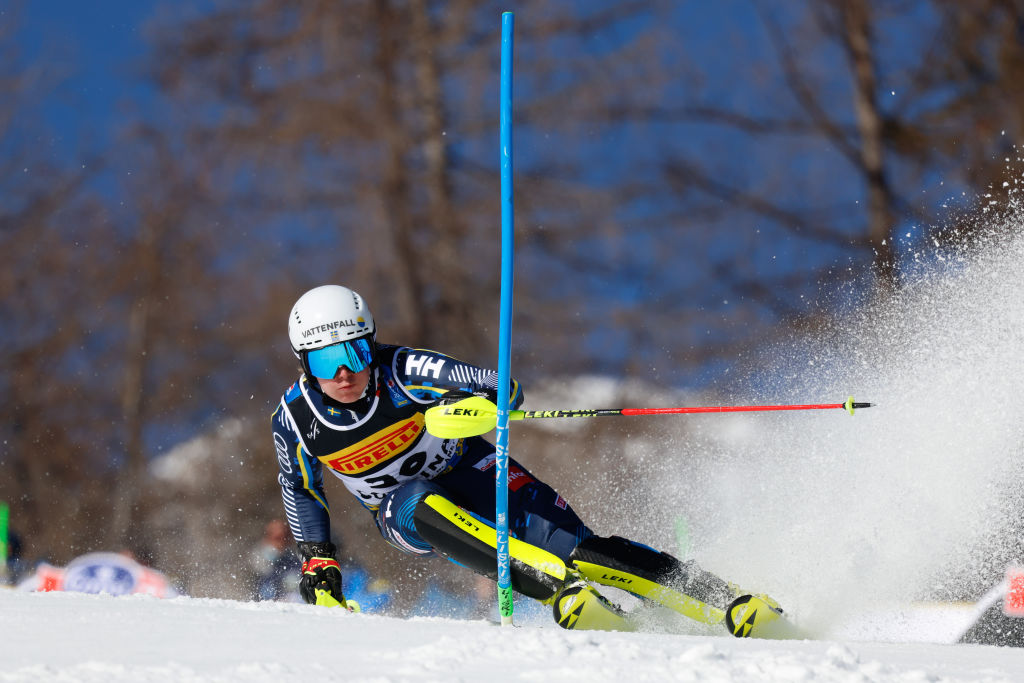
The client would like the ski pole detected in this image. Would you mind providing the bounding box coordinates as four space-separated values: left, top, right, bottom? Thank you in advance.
425 396 874 438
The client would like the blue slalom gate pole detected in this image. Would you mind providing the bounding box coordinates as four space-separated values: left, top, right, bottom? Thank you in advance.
496 10 515 625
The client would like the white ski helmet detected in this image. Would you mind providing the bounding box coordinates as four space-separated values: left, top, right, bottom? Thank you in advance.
288 285 376 377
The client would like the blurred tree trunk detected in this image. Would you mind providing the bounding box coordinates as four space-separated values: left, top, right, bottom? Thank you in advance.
368 0 427 344
747 0 903 291
913 0 1024 246
0 9 113 562
408 0 482 354
106 220 156 550
833 0 897 287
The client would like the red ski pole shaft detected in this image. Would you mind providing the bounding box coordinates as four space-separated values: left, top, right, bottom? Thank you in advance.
621 403 867 415
515 399 873 420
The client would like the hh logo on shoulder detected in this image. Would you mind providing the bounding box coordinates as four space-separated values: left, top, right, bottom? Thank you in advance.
406 354 445 379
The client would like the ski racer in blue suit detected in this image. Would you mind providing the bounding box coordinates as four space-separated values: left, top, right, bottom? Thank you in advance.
272 285 788 636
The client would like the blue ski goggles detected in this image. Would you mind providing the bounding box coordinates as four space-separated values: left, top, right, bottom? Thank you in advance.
305 337 375 378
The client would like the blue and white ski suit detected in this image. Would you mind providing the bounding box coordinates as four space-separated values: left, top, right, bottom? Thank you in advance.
271 344 592 562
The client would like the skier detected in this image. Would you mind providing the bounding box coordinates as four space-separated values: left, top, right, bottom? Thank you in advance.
272 284 787 636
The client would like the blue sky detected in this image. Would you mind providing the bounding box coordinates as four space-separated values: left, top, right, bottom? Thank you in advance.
16 1 157 148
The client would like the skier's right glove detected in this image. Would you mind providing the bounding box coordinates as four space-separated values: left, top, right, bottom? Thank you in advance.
297 541 344 605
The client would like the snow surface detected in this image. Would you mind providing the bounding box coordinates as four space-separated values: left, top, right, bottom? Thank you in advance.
1 588 1022 682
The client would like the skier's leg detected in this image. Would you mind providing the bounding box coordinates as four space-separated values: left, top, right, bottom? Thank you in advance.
569 535 733 622
374 478 443 558
431 447 593 562
374 449 636 630
411 488 569 599
396 444 591 594
376 474 570 600
569 535 786 637
408 491 635 631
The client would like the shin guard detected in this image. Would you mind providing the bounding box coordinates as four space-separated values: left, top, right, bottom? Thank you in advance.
569 535 736 625
412 493 568 600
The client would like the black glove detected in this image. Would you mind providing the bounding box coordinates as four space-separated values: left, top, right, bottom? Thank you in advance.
437 388 498 405
297 541 344 605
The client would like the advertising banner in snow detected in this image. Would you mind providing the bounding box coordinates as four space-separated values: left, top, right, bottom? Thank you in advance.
17 552 177 598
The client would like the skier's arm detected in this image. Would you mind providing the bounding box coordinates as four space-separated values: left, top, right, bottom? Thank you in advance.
272 402 350 606
391 347 523 408
271 403 331 544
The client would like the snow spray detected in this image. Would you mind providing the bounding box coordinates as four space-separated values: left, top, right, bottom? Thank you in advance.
655 198 1024 635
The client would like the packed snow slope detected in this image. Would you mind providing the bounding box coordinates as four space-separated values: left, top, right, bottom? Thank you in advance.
1 588 1022 683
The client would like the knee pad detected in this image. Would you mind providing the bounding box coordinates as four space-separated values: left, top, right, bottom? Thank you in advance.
570 535 734 613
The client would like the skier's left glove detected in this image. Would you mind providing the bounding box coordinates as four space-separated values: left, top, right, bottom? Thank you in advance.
297 541 344 605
